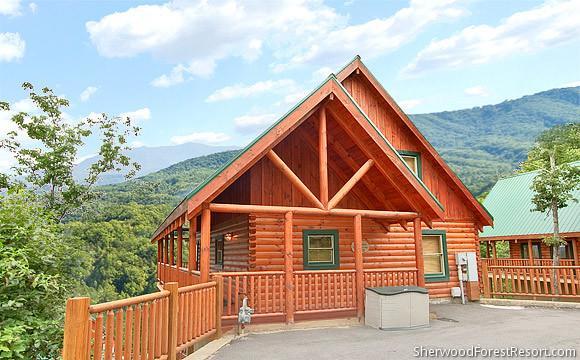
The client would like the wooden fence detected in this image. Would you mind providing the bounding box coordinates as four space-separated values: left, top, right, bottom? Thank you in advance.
62 279 222 360
158 263 201 286
483 258 576 267
482 262 580 300
217 268 417 320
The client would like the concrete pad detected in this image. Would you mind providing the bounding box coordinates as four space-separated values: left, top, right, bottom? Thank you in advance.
209 303 580 360
480 297 580 309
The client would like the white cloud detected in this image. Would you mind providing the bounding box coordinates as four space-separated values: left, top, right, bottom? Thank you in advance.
119 108 151 123
272 0 467 72
80 86 98 102
398 99 422 111
234 113 278 134
74 153 96 165
170 131 231 145
0 32 25 62
312 67 333 81
464 86 489 97
0 0 21 16
561 80 580 88
29 2 37 14
206 79 296 102
130 140 145 148
85 0 344 85
404 0 580 76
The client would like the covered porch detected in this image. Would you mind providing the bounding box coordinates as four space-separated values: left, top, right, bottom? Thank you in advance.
156 203 424 323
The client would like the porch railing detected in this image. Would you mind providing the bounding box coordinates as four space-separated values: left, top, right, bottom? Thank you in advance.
294 270 356 313
216 268 417 319
218 271 286 319
482 262 580 300
483 258 576 267
158 263 201 286
62 280 222 360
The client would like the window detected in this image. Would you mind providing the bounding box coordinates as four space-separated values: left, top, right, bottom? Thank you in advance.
520 243 541 259
215 236 224 267
422 230 449 282
303 230 339 270
551 242 574 259
398 150 422 179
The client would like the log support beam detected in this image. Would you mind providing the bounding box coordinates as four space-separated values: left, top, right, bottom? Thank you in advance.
208 203 418 220
319 107 328 207
413 217 426 287
177 226 183 268
573 239 579 266
200 207 211 283
266 149 324 209
354 214 364 321
284 211 295 324
169 232 175 266
328 159 374 210
188 216 198 272
527 239 533 265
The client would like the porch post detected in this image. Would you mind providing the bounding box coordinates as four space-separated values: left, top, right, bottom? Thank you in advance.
491 241 497 259
169 231 175 266
413 217 425 287
319 107 328 207
200 207 211 283
284 211 295 323
177 226 183 269
157 241 161 280
527 239 533 265
572 239 579 266
188 216 198 272
354 214 364 321
485 241 491 258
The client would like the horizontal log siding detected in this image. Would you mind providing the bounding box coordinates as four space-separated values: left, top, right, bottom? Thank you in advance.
250 214 477 298
209 216 250 273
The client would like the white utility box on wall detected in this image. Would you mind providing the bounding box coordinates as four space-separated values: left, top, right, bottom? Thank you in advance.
365 286 429 330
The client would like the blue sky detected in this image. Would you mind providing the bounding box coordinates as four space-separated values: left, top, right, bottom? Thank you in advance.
1 0 579 169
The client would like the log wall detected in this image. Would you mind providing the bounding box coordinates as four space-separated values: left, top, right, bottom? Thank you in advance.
248 213 478 298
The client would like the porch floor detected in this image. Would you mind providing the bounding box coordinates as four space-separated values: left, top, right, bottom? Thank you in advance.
210 303 580 360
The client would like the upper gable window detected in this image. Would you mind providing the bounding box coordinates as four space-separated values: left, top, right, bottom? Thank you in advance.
398 150 422 179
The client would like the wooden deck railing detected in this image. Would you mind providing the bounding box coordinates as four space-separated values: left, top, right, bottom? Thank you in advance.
364 268 418 288
482 263 580 300
62 280 222 360
294 270 356 313
218 271 286 319
483 258 576 267
216 268 418 320
158 263 201 286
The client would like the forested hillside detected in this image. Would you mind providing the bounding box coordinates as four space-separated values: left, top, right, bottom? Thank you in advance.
411 86 580 194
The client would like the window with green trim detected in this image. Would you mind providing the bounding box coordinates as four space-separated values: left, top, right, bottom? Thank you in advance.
422 230 449 282
303 230 339 270
520 243 541 259
398 150 422 179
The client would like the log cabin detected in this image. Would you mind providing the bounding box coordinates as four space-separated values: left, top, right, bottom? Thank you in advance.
151 56 493 322
480 161 580 266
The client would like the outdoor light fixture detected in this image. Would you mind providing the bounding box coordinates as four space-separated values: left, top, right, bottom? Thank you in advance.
224 232 235 242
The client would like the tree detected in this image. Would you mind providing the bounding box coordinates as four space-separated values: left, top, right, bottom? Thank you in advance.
0 189 89 359
0 83 141 221
527 124 580 294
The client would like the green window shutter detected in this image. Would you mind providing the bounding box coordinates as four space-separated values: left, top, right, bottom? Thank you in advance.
303 229 340 270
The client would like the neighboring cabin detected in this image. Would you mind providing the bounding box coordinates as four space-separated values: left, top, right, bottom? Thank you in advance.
480 161 580 265
151 56 493 322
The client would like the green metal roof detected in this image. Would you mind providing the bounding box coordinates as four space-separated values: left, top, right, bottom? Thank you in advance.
480 161 580 238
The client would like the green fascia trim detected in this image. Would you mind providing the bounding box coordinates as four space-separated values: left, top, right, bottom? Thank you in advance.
397 150 423 180
422 229 450 283
334 54 361 76
303 229 340 270
185 75 335 201
331 78 445 212
346 63 493 222
151 75 336 239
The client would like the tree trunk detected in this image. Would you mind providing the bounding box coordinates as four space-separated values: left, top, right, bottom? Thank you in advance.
549 152 560 296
